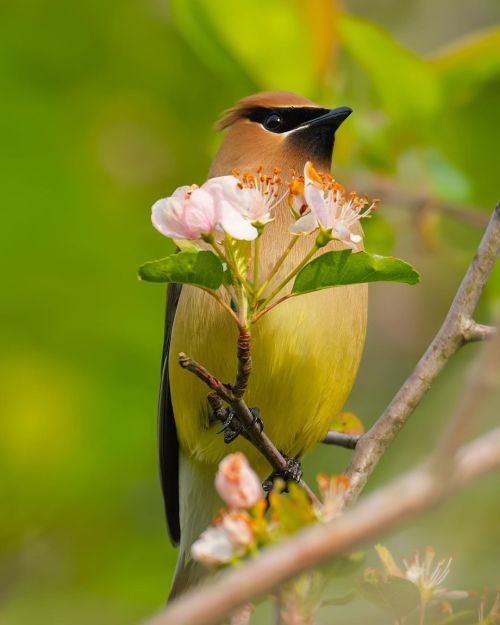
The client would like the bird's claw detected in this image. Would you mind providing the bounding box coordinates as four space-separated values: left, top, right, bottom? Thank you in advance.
216 407 263 444
262 455 303 492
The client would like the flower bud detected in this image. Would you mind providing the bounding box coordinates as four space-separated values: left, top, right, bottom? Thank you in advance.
215 453 263 509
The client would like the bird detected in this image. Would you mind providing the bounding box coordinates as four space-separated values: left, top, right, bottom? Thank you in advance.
158 91 367 598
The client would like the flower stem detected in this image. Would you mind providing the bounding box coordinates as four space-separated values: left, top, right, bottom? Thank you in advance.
255 236 299 300
258 243 319 310
208 240 237 303
224 237 254 296
201 288 245 332
252 295 293 324
418 597 428 625
253 236 260 290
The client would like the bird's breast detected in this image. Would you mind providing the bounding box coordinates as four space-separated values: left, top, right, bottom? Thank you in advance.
169 234 367 474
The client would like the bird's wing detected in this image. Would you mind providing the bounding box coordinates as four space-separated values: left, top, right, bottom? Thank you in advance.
158 282 182 545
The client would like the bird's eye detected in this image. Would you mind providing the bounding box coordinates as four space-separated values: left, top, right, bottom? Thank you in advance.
263 113 283 131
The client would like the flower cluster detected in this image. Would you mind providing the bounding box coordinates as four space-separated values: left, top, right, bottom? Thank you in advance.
151 162 375 250
191 453 264 566
152 168 284 243
191 453 350 567
373 544 471 603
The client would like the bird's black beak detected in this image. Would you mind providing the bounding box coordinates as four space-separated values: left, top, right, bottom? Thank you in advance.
297 106 353 131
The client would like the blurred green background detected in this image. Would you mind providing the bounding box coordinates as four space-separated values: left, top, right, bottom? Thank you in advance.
1 0 499 623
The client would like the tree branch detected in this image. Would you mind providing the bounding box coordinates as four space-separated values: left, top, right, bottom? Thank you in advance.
142 428 500 625
342 202 500 505
153 203 499 625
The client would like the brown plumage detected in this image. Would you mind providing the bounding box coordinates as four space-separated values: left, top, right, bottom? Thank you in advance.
159 91 367 599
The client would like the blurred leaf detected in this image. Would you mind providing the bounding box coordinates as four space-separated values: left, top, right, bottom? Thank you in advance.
295 0 339 80
323 551 366 578
199 0 325 94
322 590 357 606
422 149 472 203
431 611 476 625
291 250 420 295
363 213 396 255
360 574 420 618
431 26 500 99
340 14 441 122
269 482 316 535
329 411 364 435
138 250 223 288
170 0 247 79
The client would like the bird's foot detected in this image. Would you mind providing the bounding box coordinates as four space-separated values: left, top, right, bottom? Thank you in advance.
262 455 303 492
217 407 263 444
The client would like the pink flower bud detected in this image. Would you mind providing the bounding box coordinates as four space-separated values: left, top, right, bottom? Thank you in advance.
215 453 263 509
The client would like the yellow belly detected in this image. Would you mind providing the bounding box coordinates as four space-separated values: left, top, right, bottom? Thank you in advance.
169 281 367 475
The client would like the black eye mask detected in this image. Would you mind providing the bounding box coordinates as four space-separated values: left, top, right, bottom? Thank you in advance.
245 106 331 134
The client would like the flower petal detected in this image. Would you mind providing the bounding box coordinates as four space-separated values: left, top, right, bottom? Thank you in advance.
191 526 236 565
290 211 318 235
219 203 259 240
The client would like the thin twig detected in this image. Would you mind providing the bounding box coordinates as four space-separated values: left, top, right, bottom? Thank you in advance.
322 431 360 449
142 428 500 625
178 349 319 503
341 202 500 506
178 353 233 403
461 320 496 343
233 330 252 398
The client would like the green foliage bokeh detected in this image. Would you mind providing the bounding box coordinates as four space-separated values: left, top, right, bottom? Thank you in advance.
0 1 499 623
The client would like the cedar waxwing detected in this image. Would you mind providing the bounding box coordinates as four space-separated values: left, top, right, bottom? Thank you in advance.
158 91 367 597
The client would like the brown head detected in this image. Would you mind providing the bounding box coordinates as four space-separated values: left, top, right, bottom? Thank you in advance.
209 91 352 177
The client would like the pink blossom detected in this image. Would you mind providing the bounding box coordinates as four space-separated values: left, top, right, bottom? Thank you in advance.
191 511 254 566
204 177 259 240
291 162 376 250
207 168 285 237
221 511 254 547
191 525 236 565
215 452 263 509
151 184 219 240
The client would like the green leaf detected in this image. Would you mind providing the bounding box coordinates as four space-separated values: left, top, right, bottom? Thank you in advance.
330 411 364 435
340 14 441 123
170 0 247 78
269 482 316 536
431 26 500 99
291 250 420 295
138 250 224 289
359 575 420 618
172 0 337 94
